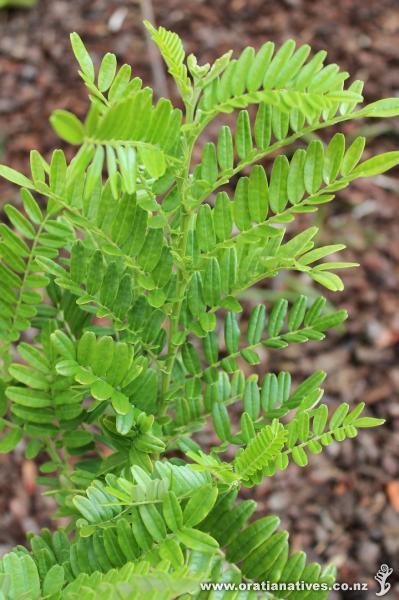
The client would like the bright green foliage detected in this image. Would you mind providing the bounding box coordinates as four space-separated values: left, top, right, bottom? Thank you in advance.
0 23 394 598
0 0 37 7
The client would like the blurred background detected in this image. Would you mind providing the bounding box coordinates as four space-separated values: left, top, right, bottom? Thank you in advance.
0 1 398 598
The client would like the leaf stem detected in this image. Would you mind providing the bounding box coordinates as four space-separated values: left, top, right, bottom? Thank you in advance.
159 96 198 413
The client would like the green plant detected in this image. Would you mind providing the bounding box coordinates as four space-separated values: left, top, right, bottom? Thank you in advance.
0 0 37 8
0 22 397 599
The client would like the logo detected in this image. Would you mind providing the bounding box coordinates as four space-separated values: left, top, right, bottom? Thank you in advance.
375 564 393 597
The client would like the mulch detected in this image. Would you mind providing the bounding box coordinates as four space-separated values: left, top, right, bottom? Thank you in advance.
0 1 399 597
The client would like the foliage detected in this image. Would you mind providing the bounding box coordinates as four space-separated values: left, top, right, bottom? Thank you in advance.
0 21 397 598
0 0 37 8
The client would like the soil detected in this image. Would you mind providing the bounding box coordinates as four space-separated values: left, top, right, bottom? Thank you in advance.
0 1 399 598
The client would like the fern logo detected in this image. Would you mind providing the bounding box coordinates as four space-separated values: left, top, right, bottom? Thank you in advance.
375 564 393 597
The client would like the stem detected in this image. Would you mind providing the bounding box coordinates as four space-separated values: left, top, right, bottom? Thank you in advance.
46 439 63 466
159 101 197 413
140 0 169 99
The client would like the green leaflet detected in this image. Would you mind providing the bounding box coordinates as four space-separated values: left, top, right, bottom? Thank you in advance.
0 165 34 189
183 485 218 526
212 401 232 441
287 148 306 204
162 491 183 532
247 304 266 344
243 377 260 420
264 40 296 89
235 110 253 160
248 165 268 222
203 257 222 307
98 52 117 92
21 188 43 224
50 110 85 145
214 192 233 241
200 142 218 184
176 528 219 553
70 32 95 81
247 42 275 92
324 133 345 183
139 145 166 179
0 427 23 453
118 146 137 193
224 312 240 354
217 126 234 171
269 155 289 213
233 176 251 231
254 102 272 149
304 140 324 194
351 151 399 178
196 204 216 251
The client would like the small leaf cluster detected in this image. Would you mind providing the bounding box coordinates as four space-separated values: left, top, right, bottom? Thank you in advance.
0 22 394 599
